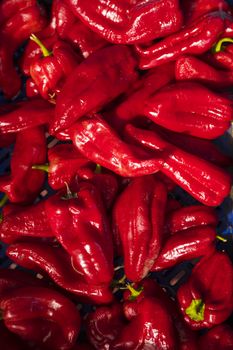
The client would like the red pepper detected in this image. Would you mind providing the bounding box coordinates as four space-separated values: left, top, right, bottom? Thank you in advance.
112 175 167 282
165 205 218 234
0 321 29 350
180 0 230 24
45 181 114 285
213 37 233 70
143 82 232 140
136 13 226 69
124 124 231 206
29 36 81 101
65 0 183 44
1 286 81 350
177 251 233 329
0 133 16 147
0 99 54 134
198 323 233 349
51 45 138 134
0 126 47 203
7 241 114 304
53 0 107 57
32 143 94 190
175 55 233 89
152 226 216 271
0 0 37 25
70 114 163 178
25 78 40 98
86 303 126 349
0 200 53 243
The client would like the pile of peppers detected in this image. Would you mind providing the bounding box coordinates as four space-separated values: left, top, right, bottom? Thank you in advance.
0 0 233 348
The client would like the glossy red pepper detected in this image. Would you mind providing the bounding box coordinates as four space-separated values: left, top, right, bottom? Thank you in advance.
112 175 167 282
124 124 231 206
0 99 54 134
165 205 218 234
152 226 216 271
198 323 233 349
70 114 164 178
45 181 114 285
29 36 81 101
0 200 53 243
65 0 182 44
0 0 36 25
51 45 138 134
213 38 233 70
86 303 125 350
175 55 233 88
53 0 107 57
7 241 114 304
25 78 40 98
137 13 226 69
177 251 233 329
1 286 81 350
0 126 47 203
143 82 232 140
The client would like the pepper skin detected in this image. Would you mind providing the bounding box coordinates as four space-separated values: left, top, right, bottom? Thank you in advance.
7 241 114 304
0 126 47 204
65 0 182 44
45 181 114 285
0 0 37 25
30 37 81 100
26 78 40 98
112 175 167 282
33 143 95 190
213 41 233 71
165 205 218 235
175 55 233 89
0 200 53 243
0 99 54 134
86 303 126 350
1 286 81 350
70 114 164 178
152 226 216 271
124 124 231 206
54 0 107 57
0 321 29 350
177 251 233 330
113 296 178 349
198 323 233 349
51 45 138 133
143 82 232 140
137 13 225 69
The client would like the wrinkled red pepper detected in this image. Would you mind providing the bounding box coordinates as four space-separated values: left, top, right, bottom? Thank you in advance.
51 45 138 133
1 286 81 350
65 0 183 44
112 175 167 282
45 181 114 285
0 126 47 203
177 251 233 329
137 13 226 69
7 241 114 304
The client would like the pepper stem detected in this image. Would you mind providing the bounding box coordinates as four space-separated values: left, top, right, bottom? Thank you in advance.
126 283 143 301
213 37 233 53
185 299 205 322
216 235 228 243
32 163 49 173
0 194 8 208
95 164 102 174
30 33 52 57
61 182 77 200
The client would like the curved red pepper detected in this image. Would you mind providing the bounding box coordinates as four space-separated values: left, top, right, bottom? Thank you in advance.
7 241 114 304
198 323 233 349
112 176 167 282
177 251 233 329
0 126 47 203
137 13 225 69
65 0 182 44
51 45 138 133
143 82 232 140
45 181 114 285
1 286 81 350
124 124 231 206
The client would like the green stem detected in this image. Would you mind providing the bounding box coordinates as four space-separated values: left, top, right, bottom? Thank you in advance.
126 283 143 301
32 163 49 172
30 33 52 57
216 235 228 243
0 194 8 208
185 299 205 322
95 164 102 174
61 182 77 200
213 37 233 53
